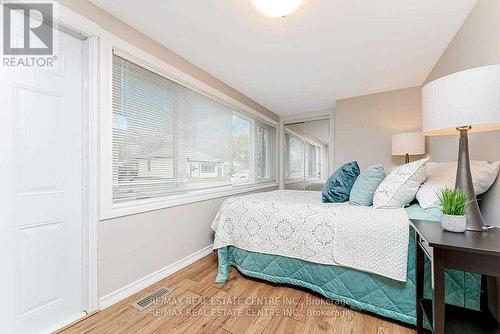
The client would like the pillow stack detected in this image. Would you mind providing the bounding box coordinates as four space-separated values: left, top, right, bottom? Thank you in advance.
320 158 499 209
322 159 429 208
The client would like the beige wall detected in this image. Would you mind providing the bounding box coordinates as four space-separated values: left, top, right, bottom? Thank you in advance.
425 0 500 84
334 87 423 170
424 0 500 162
57 0 279 299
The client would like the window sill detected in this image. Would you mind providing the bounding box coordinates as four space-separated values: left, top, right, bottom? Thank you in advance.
101 182 278 220
284 177 322 185
284 178 306 185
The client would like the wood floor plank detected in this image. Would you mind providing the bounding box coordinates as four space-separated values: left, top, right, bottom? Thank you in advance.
330 306 356 333
63 274 195 334
351 311 386 334
264 314 307 334
168 289 231 334
221 282 296 334
102 278 197 333
132 289 203 334
211 328 232 334
275 285 306 316
59 254 416 334
302 298 339 333
291 290 335 325
135 285 218 334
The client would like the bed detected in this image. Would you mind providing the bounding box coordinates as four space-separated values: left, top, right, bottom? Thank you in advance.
211 190 481 325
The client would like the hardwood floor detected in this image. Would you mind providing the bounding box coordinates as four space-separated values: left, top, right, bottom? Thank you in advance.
59 253 416 334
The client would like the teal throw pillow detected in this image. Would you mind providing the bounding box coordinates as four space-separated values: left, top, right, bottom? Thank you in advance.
349 164 385 206
322 161 360 203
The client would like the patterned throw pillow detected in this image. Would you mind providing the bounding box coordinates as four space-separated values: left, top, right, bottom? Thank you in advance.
322 161 360 203
373 158 428 208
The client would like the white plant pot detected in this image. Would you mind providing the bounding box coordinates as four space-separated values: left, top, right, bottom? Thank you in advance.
441 214 466 233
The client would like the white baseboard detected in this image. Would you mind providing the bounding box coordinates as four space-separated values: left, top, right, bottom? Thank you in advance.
43 311 87 334
99 244 213 309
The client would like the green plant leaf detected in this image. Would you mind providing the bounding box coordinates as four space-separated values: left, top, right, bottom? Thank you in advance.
437 187 470 216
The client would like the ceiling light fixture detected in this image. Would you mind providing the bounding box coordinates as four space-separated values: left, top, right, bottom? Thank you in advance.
252 0 304 18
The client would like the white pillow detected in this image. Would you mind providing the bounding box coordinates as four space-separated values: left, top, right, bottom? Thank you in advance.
416 161 500 209
373 158 428 208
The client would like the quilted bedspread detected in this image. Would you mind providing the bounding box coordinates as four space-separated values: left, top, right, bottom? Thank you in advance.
215 230 481 325
212 190 409 281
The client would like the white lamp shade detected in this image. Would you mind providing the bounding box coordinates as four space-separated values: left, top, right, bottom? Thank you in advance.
391 132 425 156
422 65 500 136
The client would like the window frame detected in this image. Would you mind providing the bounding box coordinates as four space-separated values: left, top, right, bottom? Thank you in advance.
100 37 278 220
284 130 306 184
254 121 277 183
305 141 321 181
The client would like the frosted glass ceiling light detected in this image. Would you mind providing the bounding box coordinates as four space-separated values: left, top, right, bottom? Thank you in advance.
252 0 304 18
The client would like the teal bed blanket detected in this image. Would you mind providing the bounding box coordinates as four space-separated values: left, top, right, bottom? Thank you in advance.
215 204 481 325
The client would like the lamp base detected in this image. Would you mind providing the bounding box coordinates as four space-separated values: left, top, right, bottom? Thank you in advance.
455 127 486 232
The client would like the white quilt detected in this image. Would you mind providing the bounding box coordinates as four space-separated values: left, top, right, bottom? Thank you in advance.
211 190 409 282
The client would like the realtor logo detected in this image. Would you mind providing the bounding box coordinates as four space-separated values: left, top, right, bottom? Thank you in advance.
3 2 53 55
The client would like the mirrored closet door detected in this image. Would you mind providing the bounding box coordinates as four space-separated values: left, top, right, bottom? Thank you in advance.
284 119 330 190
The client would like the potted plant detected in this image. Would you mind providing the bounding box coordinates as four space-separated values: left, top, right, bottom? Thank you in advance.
438 187 470 233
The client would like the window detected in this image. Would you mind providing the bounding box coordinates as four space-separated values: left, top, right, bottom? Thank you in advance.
112 53 276 203
284 132 305 180
200 163 216 174
306 143 320 179
284 123 326 185
255 122 276 181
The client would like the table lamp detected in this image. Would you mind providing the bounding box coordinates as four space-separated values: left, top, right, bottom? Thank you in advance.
422 65 500 231
391 132 425 164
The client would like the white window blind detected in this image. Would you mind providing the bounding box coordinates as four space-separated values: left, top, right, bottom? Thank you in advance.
112 53 276 203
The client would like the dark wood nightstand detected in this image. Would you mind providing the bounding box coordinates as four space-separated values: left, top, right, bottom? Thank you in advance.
412 219 500 334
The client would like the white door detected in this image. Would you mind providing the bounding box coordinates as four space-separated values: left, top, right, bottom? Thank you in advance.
0 25 86 333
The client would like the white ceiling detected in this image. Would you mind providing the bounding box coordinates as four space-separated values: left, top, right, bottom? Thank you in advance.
90 0 476 115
